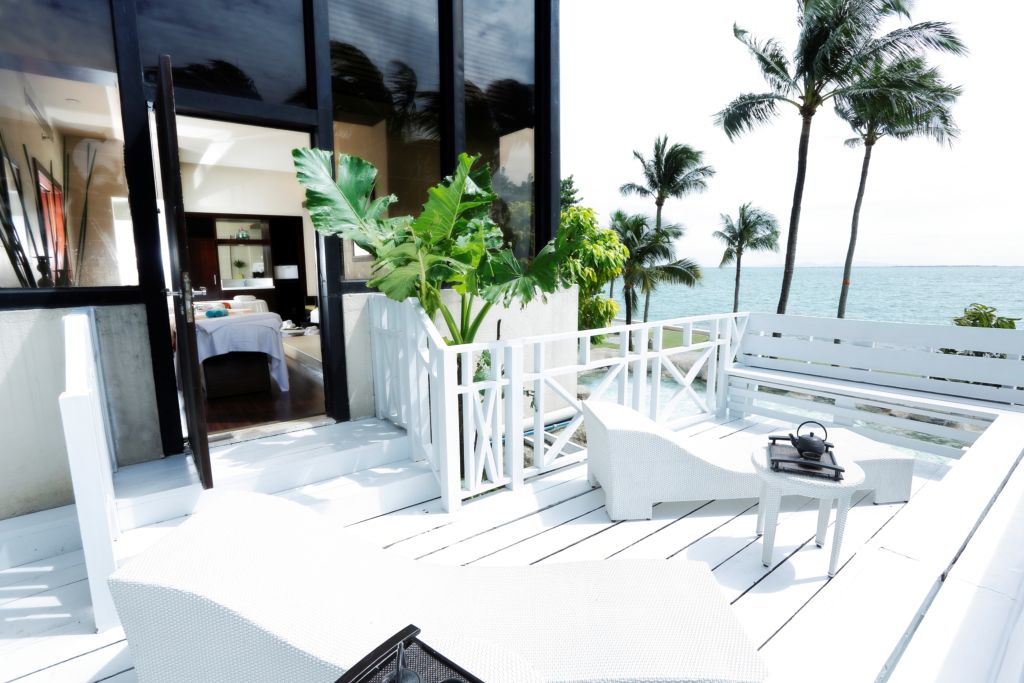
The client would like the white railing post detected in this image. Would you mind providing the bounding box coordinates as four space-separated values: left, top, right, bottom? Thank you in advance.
532 342 547 467
504 341 524 490
459 350 475 491
716 316 732 417
632 326 649 413
649 326 664 421
705 319 720 416
436 346 461 512
59 311 120 633
617 328 629 405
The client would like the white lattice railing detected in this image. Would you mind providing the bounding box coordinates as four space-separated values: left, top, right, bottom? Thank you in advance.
369 295 748 511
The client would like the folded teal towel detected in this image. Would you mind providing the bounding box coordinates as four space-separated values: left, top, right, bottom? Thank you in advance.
205 309 228 318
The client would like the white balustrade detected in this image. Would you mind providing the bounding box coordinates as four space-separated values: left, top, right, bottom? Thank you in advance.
58 310 121 632
368 295 747 511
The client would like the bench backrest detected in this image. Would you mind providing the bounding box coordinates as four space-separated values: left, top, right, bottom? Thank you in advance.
736 313 1024 406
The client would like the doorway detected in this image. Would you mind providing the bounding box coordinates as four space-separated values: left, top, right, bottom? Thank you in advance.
155 115 328 443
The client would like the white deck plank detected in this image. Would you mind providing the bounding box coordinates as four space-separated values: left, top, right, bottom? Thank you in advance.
348 462 587 547
421 489 607 565
15 639 130 682
383 476 594 559
0 624 126 683
536 501 702 563
612 498 759 561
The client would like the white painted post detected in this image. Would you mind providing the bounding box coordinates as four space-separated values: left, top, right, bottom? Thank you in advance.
504 341 524 490
632 326 649 412
436 347 461 512
533 342 546 468
705 319 719 417
649 326 664 421
717 317 732 417
403 301 427 459
617 328 629 405
460 350 476 491
58 312 120 633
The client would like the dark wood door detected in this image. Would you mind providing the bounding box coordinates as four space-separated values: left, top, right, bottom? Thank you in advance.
154 54 213 488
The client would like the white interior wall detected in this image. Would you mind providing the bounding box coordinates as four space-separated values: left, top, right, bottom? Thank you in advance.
179 163 318 298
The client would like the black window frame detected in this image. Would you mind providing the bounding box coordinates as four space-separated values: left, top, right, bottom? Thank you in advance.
0 0 560 453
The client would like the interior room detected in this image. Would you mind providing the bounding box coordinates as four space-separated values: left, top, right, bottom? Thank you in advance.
169 117 325 436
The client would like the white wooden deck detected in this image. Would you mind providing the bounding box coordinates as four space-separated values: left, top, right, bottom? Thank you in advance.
349 417 951 682
0 415 956 683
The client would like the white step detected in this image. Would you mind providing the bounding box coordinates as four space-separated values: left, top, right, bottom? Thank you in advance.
277 460 440 525
0 505 82 571
114 419 411 530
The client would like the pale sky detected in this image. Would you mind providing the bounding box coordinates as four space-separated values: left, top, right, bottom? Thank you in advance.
560 0 1024 267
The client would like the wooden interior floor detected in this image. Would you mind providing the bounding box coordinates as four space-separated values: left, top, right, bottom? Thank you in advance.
0 416 951 682
204 356 325 434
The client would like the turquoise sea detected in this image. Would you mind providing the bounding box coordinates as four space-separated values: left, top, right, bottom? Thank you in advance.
616 266 1024 326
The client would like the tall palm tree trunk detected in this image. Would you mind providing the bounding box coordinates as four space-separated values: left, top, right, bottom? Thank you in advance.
777 112 815 314
643 289 652 323
837 142 874 319
624 285 633 326
609 279 614 298
655 200 663 230
733 251 743 313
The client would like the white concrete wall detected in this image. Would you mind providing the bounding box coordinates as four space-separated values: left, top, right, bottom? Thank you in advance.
0 305 161 520
343 287 580 419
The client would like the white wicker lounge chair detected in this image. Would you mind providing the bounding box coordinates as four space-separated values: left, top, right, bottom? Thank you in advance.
583 400 762 520
109 491 767 683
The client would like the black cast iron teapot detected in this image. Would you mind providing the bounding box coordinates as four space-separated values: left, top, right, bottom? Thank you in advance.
788 421 832 460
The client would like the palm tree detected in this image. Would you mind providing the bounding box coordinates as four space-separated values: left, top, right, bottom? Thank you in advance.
715 0 965 314
620 135 714 232
713 204 781 312
610 211 702 327
834 56 960 318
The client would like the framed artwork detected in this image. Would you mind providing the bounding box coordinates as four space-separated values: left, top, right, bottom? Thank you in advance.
33 159 69 286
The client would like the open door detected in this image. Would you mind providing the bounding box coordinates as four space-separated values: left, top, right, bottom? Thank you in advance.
154 55 213 488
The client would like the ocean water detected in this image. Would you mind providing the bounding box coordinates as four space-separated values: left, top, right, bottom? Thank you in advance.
615 266 1023 326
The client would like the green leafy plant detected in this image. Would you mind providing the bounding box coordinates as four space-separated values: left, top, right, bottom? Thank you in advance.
556 206 627 336
953 304 1018 331
293 149 562 345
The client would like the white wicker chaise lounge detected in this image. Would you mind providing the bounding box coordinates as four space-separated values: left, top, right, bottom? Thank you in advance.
583 400 762 521
109 491 768 683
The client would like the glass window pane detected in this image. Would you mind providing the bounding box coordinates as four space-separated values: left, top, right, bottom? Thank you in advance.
0 2 139 288
464 0 536 258
327 0 441 280
0 0 115 72
136 0 309 105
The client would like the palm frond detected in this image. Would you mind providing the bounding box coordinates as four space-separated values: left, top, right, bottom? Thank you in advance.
863 22 968 64
619 182 652 198
733 24 797 95
714 93 791 140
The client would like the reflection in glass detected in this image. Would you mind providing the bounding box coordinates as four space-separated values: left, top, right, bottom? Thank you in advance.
0 3 139 288
465 0 536 258
136 0 308 105
327 0 441 279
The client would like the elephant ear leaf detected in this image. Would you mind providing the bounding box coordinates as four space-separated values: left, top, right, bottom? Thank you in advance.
411 152 493 245
292 148 399 254
481 242 561 307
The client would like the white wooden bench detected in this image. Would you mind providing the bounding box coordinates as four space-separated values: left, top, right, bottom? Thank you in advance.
726 314 1024 459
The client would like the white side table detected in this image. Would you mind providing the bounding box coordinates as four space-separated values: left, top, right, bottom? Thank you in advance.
751 446 866 577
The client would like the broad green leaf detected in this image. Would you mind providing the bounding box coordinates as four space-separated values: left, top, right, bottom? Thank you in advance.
292 148 403 254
